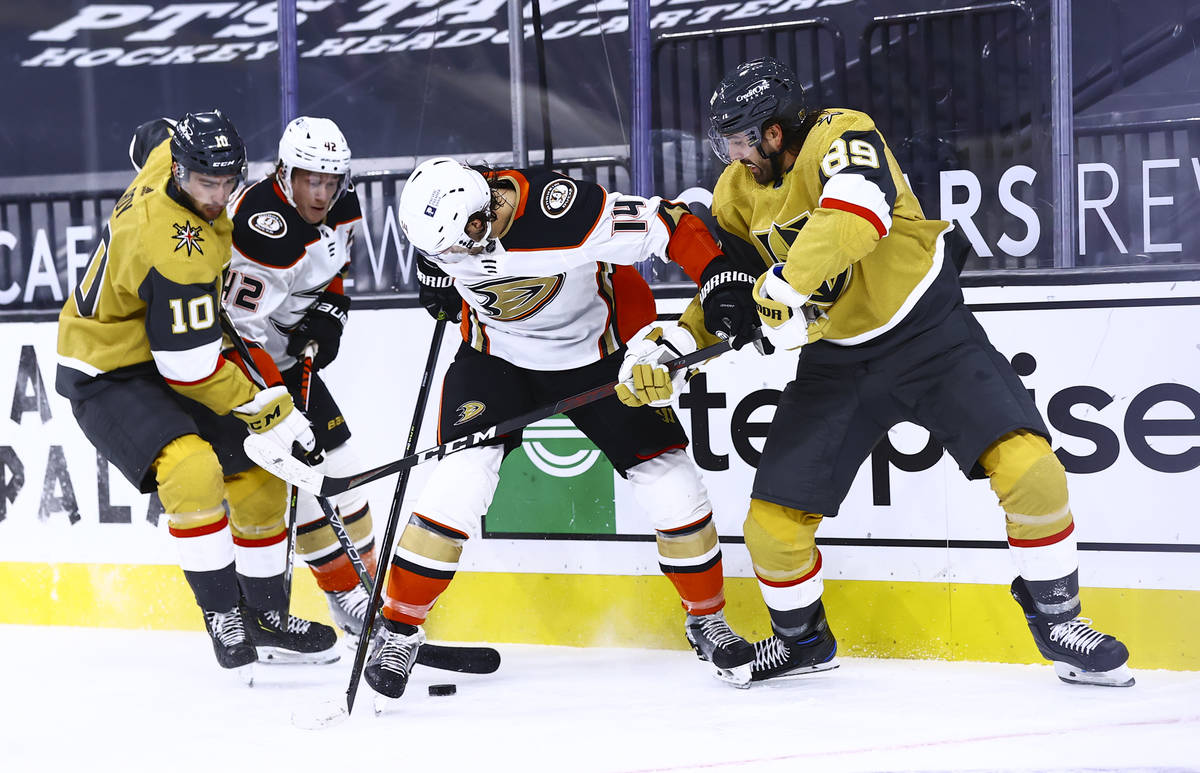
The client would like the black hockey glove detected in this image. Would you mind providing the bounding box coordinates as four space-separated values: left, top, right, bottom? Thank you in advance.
417 254 461 323
287 289 350 370
698 256 762 351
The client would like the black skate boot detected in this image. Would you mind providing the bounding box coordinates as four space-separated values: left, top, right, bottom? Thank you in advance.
1010 576 1133 687
246 608 339 664
202 606 257 672
751 601 839 682
326 585 370 637
685 610 754 687
364 620 425 701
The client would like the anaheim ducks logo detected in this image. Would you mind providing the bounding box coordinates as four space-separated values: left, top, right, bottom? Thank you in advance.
248 211 287 238
454 401 485 425
467 275 564 321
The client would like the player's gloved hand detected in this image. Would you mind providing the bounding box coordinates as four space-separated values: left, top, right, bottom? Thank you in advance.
698 256 759 350
233 385 323 464
615 324 698 408
752 264 827 351
417 254 461 323
287 290 349 370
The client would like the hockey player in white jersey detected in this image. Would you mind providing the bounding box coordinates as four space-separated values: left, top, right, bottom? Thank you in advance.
356 157 761 699
223 116 377 643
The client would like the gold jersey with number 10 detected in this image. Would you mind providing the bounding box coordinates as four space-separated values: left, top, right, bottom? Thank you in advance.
56 138 256 413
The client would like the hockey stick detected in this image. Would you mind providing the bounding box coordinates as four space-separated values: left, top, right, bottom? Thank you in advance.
245 328 761 498
344 317 448 716
315 495 500 674
282 342 317 621
218 307 312 626
220 308 496 678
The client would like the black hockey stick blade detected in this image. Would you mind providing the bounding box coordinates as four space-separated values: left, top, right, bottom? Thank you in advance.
245 328 759 498
315 494 500 674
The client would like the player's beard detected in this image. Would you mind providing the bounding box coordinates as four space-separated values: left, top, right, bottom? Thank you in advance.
744 151 785 186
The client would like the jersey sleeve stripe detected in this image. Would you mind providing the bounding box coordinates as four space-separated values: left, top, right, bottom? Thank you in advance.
819 173 893 237
154 340 224 384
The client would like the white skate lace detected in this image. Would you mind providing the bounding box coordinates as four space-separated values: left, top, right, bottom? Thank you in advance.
335 586 370 620
207 609 248 647
262 609 312 634
752 636 791 671
377 631 423 676
696 614 744 651
1049 617 1108 654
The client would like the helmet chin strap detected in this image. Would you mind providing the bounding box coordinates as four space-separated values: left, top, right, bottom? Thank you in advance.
753 143 788 185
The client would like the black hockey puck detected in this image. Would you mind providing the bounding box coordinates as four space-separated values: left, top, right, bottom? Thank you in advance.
428 683 457 697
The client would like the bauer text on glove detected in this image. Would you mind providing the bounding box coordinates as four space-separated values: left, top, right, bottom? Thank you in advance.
287 289 349 370
752 264 827 351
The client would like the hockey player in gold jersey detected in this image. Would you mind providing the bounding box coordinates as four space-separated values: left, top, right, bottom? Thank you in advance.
56 109 337 674
618 58 1133 687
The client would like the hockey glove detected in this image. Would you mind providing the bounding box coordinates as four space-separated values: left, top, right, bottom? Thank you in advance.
417 254 461 323
287 290 350 370
698 257 760 350
615 324 698 408
752 264 828 351
233 385 322 464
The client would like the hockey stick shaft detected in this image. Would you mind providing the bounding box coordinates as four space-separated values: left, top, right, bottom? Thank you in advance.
245 328 760 498
282 343 316 619
218 307 303 623
316 495 500 674
345 318 448 715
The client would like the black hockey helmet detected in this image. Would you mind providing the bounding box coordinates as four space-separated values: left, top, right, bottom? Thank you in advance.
170 109 247 179
708 57 807 165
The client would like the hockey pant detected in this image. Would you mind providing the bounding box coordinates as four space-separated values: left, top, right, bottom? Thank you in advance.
158 434 290 613
380 446 727 626
292 441 376 593
743 429 1081 634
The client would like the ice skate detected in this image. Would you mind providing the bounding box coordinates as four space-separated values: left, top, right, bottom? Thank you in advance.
685 610 754 687
365 623 426 700
750 621 839 682
1010 577 1134 687
326 585 371 645
246 608 339 664
202 606 257 685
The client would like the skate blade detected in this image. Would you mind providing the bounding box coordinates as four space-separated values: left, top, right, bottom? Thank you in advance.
1054 660 1135 687
373 694 402 717
255 646 341 665
291 698 350 730
225 663 255 688
752 657 841 683
713 662 752 689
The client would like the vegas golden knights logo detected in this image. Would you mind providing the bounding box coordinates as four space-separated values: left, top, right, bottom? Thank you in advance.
752 213 852 309
467 275 564 321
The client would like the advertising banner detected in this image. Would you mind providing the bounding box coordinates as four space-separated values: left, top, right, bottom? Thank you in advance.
5 288 1197 591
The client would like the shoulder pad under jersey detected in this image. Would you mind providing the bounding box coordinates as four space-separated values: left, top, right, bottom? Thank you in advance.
498 169 605 251
326 186 363 228
230 178 313 269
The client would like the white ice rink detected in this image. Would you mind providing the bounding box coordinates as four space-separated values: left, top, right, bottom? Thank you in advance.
2 624 1196 773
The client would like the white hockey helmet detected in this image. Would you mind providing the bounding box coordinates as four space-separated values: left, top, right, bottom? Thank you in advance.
398 157 493 260
276 116 352 207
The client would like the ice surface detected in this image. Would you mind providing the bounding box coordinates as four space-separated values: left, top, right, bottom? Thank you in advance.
1 625 1196 773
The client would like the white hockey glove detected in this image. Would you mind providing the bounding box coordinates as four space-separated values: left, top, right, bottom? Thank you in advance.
615 324 698 408
752 264 828 351
232 385 321 462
